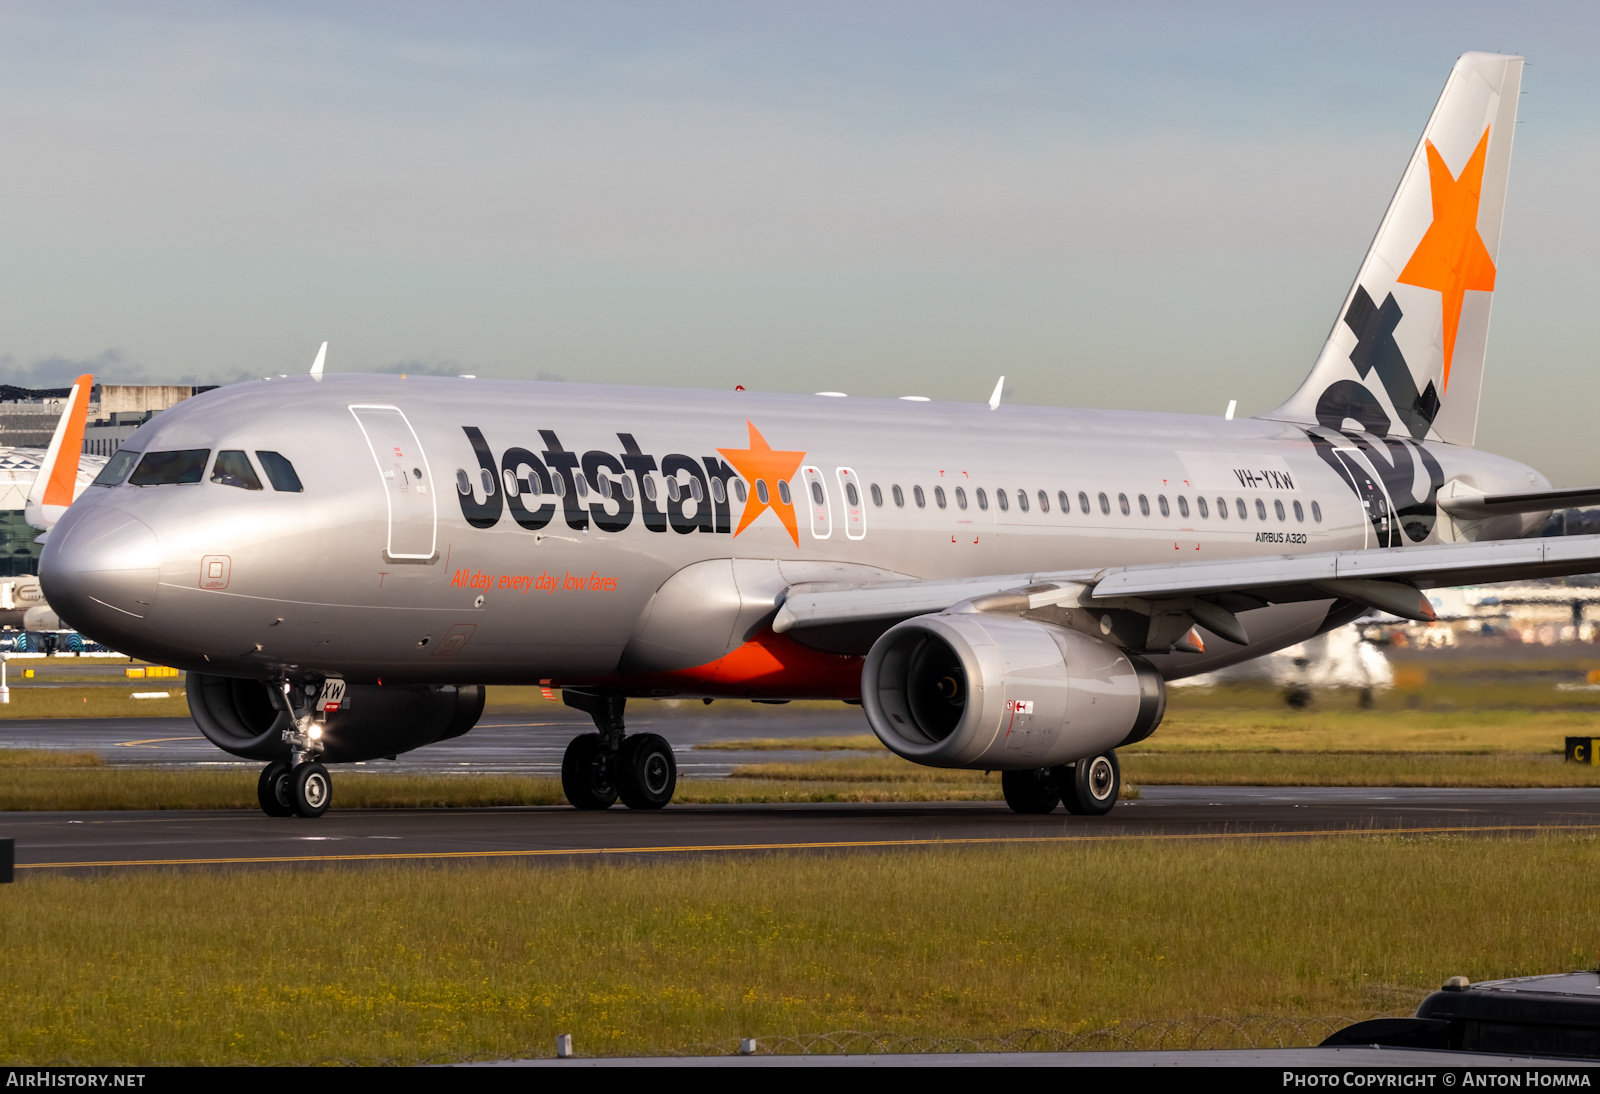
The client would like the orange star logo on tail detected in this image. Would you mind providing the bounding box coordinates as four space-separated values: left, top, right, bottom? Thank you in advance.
718 421 805 545
1396 125 1497 392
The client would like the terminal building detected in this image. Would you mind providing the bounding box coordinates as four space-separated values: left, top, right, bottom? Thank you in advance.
0 382 210 576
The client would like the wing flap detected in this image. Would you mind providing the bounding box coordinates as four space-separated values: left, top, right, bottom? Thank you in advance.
1093 536 1566 598
772 569 1098 633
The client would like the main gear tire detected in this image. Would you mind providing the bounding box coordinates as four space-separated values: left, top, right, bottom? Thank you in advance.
616 733 677 810
1059 751 1120 816
257 761 294 817
561 732 618 810
291 761 332 818
1000 767 1061 815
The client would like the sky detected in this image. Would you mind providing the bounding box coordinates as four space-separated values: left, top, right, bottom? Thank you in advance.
1 2 1598 481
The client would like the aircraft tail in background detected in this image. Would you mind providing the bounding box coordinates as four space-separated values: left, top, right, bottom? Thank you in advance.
1264 52 1523 448
24 373 94 533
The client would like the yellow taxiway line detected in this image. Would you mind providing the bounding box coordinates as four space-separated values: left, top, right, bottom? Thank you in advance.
17 822 1600 871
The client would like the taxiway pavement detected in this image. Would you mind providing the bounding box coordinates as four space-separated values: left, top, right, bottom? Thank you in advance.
8 786 1600 873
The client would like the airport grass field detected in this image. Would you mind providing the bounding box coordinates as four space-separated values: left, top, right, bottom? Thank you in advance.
3 652 1599 1063
2 835 1595 1063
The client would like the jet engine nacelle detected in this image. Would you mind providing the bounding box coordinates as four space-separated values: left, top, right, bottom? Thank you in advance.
860 612 1165 770
188 673 485 763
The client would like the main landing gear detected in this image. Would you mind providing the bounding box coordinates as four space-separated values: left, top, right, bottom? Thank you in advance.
559 690 678 810
1000 750 1120 816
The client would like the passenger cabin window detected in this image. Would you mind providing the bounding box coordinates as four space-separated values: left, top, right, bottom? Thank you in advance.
1293 500 1304 522
1274 499 1286 521
1215 497 1227 520
256 451 304 493
211 450 263 491
1058 490 1070 513
776 480 789 505
1158 495 1170 517
1079 491 1090 514
1256 499 1268 521
1177 496 1189 518
932 485 945 508
1137 494 1149 516
732 479 746 503
755 480 769 504
995 489 1008 512
976 488 989 510
1197 496 1208 518
710 477 725 503
480 468 498 496
92 448 141 487
846 482 860 507
1098 492 1110 515
1037 490 1049 513
892 485 905 508
913 485 926 508
130 450 210 487
954 487 966 509
455 469 472 495
811 481 825 505
1236 497 1248 520
1312 501 1323 522
1016 489 1028 512
1118 493 1130 516
870 484 883 507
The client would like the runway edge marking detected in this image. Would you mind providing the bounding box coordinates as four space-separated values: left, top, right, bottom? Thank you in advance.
18 822 1600 870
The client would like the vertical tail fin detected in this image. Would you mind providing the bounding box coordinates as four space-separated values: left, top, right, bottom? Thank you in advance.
24 373 94 532
1264 52 1522 447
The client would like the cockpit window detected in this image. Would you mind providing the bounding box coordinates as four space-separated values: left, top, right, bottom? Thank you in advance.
211 450 263 490
129 449 210 486
255 451 303 493
92 448 140 487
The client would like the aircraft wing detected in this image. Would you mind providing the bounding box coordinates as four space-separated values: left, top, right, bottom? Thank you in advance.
773 533 1600 637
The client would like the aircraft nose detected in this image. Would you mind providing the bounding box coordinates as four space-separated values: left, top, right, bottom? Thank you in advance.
39 506 161 640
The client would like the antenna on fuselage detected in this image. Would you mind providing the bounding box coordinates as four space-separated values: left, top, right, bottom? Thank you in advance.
988 376 1005 411
309 342 328 380
1224 399 1237 421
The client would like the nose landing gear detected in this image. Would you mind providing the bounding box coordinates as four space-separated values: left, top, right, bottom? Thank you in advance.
559 690 678 810
255 676 338 818
256 758 333 818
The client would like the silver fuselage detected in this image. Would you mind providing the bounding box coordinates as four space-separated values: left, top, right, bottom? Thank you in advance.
39 375 1546 696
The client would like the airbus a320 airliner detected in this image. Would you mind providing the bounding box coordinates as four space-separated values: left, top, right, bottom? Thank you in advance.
37 53 1600 819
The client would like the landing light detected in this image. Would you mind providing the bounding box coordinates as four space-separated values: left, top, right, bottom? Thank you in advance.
308 725 323 740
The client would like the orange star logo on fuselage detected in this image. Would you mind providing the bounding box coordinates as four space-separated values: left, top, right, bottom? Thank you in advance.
718 421 805 545
1396 125 1497 393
